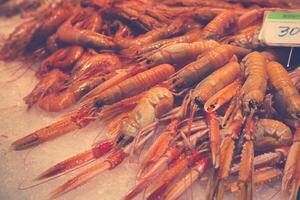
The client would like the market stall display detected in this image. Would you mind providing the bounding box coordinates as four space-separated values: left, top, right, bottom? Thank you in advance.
0 1 300 200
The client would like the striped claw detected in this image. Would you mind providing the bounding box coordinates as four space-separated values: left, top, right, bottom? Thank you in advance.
36 139 115 180
123 147 181 200
138 119 179 179
238 116 255 200
228 167 282 193
204 79 241 113
206 112 221 168
163 157 208 200
12 134 42 150
50 150 127 199
146 151 204 200
207 110 243 200
282 128 300 200
12 116 82 150
238 140 254 200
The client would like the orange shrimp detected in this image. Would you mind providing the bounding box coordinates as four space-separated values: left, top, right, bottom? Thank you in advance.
115 17 188 49
237 9 263 30
282 128 300 200
189 62 243 166
192 61 243 106
235 55 271 198
254 119 293 151
202 10 237 40
0 19 40 60
32 5 72 42
225 25 262 49
138 40 219 68
0 5 72 60
48 87 174 198
267 61 300 119
57 25 116 49
37 76 109 112
82 64 175 108
165 44 234 92
28 53 121 111
37 53 121 112
191 7 228 23
162 0 244 9
57 8 115 49
123 27 202 58
12 64 175 150
24 69 69 110
112 1 175 31
37 46 84 76
241 51 268 113
70 53 121 82
36 86 172 178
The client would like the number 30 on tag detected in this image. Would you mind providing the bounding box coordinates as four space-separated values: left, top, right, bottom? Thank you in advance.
259 11 300 47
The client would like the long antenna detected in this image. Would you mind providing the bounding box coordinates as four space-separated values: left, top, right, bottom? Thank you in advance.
287 47 294 69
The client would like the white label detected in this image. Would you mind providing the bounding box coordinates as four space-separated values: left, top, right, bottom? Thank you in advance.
259 11 300 47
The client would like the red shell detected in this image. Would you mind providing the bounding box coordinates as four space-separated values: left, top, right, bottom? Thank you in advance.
92 139 115 158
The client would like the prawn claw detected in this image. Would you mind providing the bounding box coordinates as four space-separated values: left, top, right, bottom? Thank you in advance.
204 79 241 113
12 134 41 150
36 139 115 180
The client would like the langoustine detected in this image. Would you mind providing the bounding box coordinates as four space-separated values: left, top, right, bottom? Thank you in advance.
0 4 72 60
12 64 175 150
267 61 300 119
48 86 174 198
56 7 115 49
3 1 300 200
36 53 122 112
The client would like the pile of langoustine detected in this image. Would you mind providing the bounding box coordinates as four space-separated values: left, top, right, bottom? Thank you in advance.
1 0 300 199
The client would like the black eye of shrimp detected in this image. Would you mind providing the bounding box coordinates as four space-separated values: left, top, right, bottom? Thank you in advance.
146 59 153 64
116 133 125 144
94 100 103 108
174 82 184 92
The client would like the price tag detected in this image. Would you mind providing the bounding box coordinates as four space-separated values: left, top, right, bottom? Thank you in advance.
259 11 300 47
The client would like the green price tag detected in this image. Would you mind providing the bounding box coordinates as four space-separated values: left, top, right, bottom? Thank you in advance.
267 12 300 20
259 11 300 47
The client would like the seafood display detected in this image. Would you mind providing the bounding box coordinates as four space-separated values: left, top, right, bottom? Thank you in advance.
1 0 300 200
